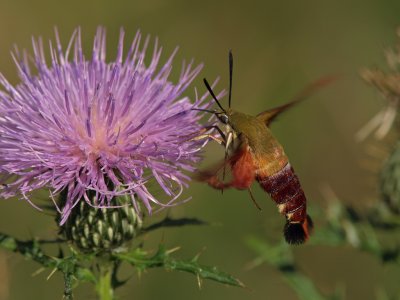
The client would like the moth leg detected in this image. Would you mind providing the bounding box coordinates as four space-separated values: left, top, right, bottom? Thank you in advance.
193 133 225 145
204 175 234 190
222 130 234 181
247 188 262 211
207 125 226 141
186 125 227 145
224 131 234 150
206 175 257 192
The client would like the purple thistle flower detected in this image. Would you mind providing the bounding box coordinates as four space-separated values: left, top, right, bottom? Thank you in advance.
0 27 220 224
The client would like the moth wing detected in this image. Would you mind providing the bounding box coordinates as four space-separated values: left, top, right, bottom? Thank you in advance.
257 75 337 126
193 156 233 183
194 144 245 183
194 144 255 190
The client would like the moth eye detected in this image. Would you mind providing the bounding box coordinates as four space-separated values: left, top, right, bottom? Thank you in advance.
219 114 229 124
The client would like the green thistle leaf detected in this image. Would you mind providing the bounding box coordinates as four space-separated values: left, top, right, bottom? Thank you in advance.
115 245 245 288
0 233 96 298
246 237 336 300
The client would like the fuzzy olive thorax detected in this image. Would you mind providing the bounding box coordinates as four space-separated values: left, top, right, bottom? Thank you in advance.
224 109 286 159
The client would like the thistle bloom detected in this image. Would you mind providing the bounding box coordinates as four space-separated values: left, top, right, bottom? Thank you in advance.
0 28 216 224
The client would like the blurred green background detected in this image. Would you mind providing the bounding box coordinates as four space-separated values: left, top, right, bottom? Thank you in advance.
0 0 399 299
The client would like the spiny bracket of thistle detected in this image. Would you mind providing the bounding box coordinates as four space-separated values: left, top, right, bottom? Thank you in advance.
357 28 400 141
59 192 144 254
379 141 400 216
309 200 400 264
58 189 210 255
309 186 400 263
358 28 400 224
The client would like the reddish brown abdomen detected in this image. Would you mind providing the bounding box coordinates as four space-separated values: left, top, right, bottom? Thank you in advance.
256 163 312 244
257 163 306 220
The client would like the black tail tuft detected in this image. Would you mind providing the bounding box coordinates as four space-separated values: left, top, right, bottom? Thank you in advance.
283 222 307 245
283 215 313 245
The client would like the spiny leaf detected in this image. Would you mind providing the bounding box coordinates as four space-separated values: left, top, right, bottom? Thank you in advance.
0 234 17 251
316 199 400 263
283 272 329 300
309 226 345 247
164 259 244 287
0 232 96 297
246 236 334 300
111 261 130 289
115 245 244 288
245 236 293 268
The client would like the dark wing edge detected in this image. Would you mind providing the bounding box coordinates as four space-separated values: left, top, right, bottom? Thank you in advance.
256 75 338 126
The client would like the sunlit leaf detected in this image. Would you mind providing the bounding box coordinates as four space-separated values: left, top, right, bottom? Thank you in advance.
116 245 245 288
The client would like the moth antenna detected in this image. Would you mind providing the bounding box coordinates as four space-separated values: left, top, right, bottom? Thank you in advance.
191 108 216 114
203 78 225 112
228 50 233 108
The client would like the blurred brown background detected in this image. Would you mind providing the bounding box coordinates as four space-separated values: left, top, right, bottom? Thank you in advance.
0 0 399 299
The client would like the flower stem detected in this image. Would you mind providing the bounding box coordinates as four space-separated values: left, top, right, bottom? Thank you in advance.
63 272 74 299
96 262 114 300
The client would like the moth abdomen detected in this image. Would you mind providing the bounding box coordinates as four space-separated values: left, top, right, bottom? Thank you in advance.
257 163 312 244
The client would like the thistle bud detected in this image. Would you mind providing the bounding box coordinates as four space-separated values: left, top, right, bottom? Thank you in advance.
59 192 142 253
